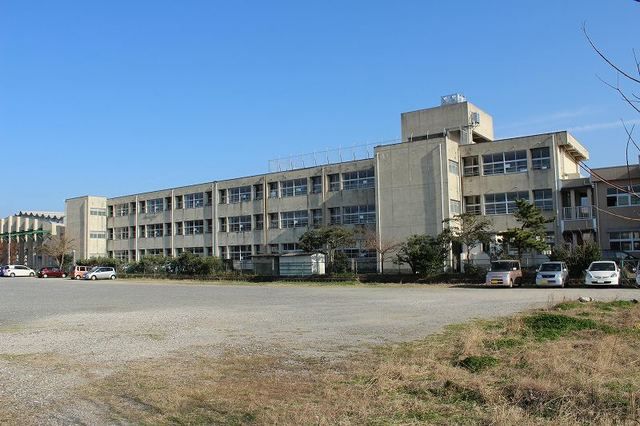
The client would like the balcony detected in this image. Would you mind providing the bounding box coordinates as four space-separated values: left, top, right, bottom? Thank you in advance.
561 206 596 232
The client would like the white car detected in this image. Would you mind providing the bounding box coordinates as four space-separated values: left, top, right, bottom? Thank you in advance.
585 261 620 286
535 261 569 287
2 265 36 277
83 266 117 280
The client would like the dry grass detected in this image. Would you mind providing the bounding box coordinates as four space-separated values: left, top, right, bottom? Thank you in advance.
80 299 640 425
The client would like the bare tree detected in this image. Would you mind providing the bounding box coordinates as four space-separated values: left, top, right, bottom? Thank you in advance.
40 234 76 270
361 229 401 274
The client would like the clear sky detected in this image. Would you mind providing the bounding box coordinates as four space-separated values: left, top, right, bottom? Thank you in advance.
1 1 638 218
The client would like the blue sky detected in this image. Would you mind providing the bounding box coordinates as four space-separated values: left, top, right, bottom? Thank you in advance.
0 1 638 218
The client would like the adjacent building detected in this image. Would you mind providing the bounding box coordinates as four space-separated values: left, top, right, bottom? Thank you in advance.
0 211 66 269
65 96 637 271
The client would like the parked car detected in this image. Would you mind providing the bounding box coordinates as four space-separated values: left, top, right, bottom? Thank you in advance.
585 261 620 286
70 265 91 280
38 267 67 278
0 265 7 277
2 265 36 277
83 266 116 280
535 261 569 288
485 260 522 288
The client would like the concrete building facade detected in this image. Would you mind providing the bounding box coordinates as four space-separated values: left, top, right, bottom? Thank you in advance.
67 96 617 272
0 211 65 269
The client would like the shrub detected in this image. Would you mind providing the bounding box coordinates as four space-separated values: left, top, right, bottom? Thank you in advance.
550 242 601 278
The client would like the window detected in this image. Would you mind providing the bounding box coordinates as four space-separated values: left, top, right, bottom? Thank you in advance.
164 223 172 236
138 200 146 214
254 214 264 230
269 213 279 229
462 156 479 177
219 246 228 259
115 203 129 217
280 178 307 197
107 206 114 217
311 209 323 227
175 222 183 235
147 198 164 213
311 176 322 193
90 208 107 216
219 189 227 204
229 216 252 232
185 247 205 256
342 169 374 190
531 147 551 170
206 219 213 234
448 160 459 175
609 232 640 251
328 174 340 192
138 225 146 238
229 186 252 203
484 191 529 215
175 195 183 209
607 185 640 207
449 199 461 215
90 231 106 239
268 182 279 198
205 191 213 206
269 244 280 254
281 210 308 228
482 151 527 175
147 224 163 238
464 196 481 215
254 184 264 201
229 245 252 260
129 202 137 214
254 244 263 255
115 227 129 240
533 189 553 211
343 205 375 224
165 197 172 210
184 220 204 235
130 226 136 239
329 207 342 225
282 243 300 253
219 217 227 232
147 248 163 256
184 192 204 208
107 228 114 240
114 250 129 261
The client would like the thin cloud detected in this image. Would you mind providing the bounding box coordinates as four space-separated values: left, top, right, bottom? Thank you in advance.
496 106 597 131
565 118 640 133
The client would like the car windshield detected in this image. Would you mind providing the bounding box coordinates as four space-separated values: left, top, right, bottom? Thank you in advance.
539 263 562 272
490 262 517 272
589 262 616 272
88 266 99 272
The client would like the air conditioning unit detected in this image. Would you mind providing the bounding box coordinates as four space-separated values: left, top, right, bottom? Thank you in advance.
470 112 481 126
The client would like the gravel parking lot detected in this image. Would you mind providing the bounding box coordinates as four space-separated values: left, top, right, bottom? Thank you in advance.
1 277 639 424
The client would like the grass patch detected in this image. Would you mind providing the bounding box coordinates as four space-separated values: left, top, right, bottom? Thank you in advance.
80 299 640 425
523 313 600 340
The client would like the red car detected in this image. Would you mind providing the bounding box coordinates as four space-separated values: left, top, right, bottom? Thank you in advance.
38 267 67 278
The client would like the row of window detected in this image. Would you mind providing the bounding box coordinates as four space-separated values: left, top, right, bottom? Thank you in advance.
606 185 640 207
464 189 554 215
109 244 374 261
110 192 214 217
461 147 551 177
609 231 640 251
105 205 378 239
218 169 375 204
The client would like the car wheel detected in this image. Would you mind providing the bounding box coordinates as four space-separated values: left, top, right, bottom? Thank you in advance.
110 275 116 280
43 274 48 278
29 272 35 277
62 273 67 278
10 273 15 278
75 276 81 280
90 275 97 280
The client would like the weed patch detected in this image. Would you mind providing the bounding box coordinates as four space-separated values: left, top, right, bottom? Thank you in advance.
457 355 499 373
523 313 600 340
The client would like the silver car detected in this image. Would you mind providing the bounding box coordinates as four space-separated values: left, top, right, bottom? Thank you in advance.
535 261 569 287
83 266 117 280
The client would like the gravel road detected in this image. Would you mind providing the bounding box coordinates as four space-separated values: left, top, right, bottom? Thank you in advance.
1 277 639 424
